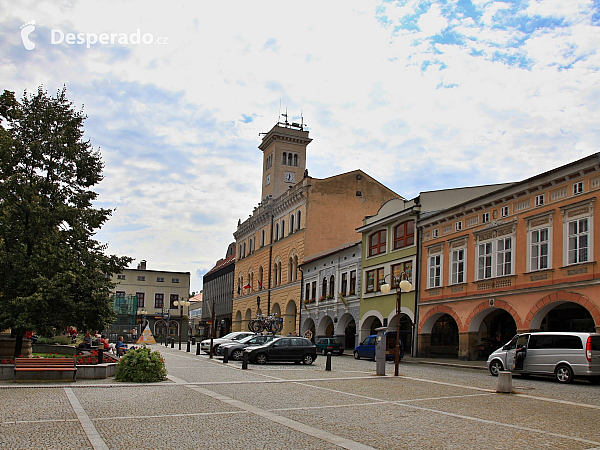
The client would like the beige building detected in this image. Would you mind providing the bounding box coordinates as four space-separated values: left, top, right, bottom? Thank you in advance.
111 260 191 341
232 122 398 335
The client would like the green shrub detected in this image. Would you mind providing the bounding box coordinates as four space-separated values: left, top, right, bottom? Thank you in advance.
36 336 72 345
115 347 167 383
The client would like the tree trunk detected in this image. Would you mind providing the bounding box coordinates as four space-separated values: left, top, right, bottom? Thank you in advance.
13 335 23 358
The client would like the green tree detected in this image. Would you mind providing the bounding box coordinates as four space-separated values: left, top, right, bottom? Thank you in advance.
0 86 132 356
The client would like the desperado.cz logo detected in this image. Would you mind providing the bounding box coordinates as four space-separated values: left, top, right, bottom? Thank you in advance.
20 20 168 50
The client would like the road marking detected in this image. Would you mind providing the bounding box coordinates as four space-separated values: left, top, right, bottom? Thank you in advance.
64 388 109 450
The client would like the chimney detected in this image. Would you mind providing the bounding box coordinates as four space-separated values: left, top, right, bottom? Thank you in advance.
138 260 147 270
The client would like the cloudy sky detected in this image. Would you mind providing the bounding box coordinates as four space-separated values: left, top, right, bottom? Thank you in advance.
2 0 599 294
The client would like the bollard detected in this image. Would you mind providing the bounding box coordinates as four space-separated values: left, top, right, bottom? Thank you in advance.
171 338 174 349
98 348 104 364
196 342 200 355
223 348 229 364
192 337 196 345
242 351 248 370
178 339 181 351
326 352 332 371
496 371 513 393
186 341 191 352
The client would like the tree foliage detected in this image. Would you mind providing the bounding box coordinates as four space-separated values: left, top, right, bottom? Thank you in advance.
0 86 132 340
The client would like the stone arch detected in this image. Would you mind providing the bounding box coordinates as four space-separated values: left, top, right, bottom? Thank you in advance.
233 310 242 332
317 314 334 337
271 302 281 318
335 312 358 349
358 310 384 342
419 305 463 334
282 299 297 336
301 316 316 338
466 300 522 332
525 290 600 331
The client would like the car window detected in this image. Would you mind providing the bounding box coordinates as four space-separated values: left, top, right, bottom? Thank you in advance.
528 335 553 349
291 338 305 346
316 338 325 344
238 336 255 344
591 336 600 351
221 332 237 339
362 337 370 346
554 335 582 349
330 338 342 345
516 335 529 348
277 338 291 346
368 337 376 345
505 336 518 350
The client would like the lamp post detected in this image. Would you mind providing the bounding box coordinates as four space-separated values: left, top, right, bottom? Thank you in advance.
173 297 191 350
137 307 148 339
380 272 413 377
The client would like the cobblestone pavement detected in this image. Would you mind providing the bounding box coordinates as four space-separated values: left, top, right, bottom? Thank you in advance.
1 344 599 449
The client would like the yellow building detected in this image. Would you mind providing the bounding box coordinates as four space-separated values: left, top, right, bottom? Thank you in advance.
232 122 398 335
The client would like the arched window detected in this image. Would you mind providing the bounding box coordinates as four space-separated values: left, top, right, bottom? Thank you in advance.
294 154 298 166
297 211 301 230
290 214 294 233
278 262 282 285
288 258 293 282
322 278 327 299
293 255 298 281
281 220 285 238
273 264 278 287
258 266 263 290
242 242 246 257
288 153 292 165
275 223 279 241
369 230 387 256
329 275 335 296
282 152 287 165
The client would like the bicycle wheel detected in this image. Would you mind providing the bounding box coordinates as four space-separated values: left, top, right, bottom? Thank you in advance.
248 320 259 333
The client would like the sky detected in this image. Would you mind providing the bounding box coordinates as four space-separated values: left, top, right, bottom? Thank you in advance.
2 0 600 295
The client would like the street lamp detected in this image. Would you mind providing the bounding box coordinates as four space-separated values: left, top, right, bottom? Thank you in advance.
174 298 191 350
380 272 413 377
137 307 147 340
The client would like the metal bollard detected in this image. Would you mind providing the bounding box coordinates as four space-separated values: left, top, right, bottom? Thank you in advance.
496 371 513 393
196 342 200 355
192 337 196 345
326 352 332 371
98 348 104 364
223 348 228 364
186 341 191 352
171 338 174 349
242 351 248 370
178 339 181 351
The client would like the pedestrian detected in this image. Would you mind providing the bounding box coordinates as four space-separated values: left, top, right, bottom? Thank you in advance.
100 335 110 350
304 330 313 342
116 336 128 356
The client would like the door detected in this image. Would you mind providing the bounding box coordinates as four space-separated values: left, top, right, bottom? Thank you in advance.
269 338 291 362
504 335 520 371
508 334 529 371
363 336 377 359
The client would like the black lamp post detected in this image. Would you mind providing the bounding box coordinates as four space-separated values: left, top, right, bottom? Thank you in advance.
381 272 413 377
174 297 190 350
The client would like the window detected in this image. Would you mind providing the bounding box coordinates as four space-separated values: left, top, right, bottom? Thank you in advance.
305 283 310 300
497 237 512 276
393 221 415 250
297 211 301 230
432 229 439 238
455 221 462 231
137 276 145 281
501 205 509 217
172 278 180 283
294 154 298 166
282 152 287 165
531 228 549 271
568 218 588 264
275 223 279 241
170 294 179 309
329 275 335 296
428 254 442 288
573 181 584 195
392 261 413 286
290 214 294 233
157 277 164 282
482 212 490 223
366 268 385 292
115 291 125 299
117 274 126 280
321 278 327 298
349 270 356 294
136 292 145 308
288 153 292 165
341 273 348 294
281 220 285 238
451 248 465 284
369 230 387 256
155 293 164 309
535 194 545 207
261 229 265 247
311 281 316 300
477 236 514 280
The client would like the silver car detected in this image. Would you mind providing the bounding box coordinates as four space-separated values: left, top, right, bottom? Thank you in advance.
487 331 600 384
200 332 255 354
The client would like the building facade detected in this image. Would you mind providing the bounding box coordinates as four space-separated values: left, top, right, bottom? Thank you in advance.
417 154 600 359
300 242 362 349
111 260 191 342
232 122 399 336
201 243 236 338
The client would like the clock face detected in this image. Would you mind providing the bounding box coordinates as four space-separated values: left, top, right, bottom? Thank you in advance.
284 171 295 183
265 174 271 186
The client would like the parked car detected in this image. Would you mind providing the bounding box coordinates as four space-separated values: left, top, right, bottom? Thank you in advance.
244 336 317 365
200 332 255 354
487 331 600 384
315 337 345 356
218 334 276 360
353 333 403 361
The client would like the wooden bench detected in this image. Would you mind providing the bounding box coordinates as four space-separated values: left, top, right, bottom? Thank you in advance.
14 357 77 382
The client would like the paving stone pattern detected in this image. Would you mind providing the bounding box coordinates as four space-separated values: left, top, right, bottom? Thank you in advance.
0 344 599 449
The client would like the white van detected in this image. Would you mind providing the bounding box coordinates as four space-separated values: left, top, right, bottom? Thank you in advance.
487 332 600 384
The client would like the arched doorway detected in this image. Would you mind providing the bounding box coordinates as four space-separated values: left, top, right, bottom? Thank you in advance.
539 303 595 332
302 317 316 341
318 315 334 337
168 320 179 338
233 311 242 332
283 300 297 336
430 314 459 358
470 309 517 359
154 320 167 340
390 313 413 353
336 313 356 349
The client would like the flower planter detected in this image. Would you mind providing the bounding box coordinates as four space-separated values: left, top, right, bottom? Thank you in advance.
0 362 117 380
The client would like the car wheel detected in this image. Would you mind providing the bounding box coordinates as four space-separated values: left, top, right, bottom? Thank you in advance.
555 364 574 383
489 359 503 376
302 354 314 365
256 353 267 365
354 351 360 360
231 349 244 361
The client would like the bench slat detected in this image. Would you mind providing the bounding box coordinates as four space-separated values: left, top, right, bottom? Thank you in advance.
14 358 77 382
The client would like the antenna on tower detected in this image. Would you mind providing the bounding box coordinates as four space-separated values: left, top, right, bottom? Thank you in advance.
301 110 304 130
282 108 289 126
